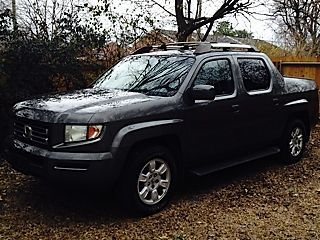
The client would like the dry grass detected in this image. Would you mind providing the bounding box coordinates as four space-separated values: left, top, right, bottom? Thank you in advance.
0 126 319 239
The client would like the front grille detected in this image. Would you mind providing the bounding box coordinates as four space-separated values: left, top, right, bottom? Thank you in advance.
14 119 49 145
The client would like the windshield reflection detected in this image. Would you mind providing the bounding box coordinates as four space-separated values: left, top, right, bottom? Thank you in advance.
93 55 195 97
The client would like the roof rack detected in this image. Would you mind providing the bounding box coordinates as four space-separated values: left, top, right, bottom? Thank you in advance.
131 42 259 55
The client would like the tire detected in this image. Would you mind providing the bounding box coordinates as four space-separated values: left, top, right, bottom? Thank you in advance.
280 119 307 164
118 145 177 216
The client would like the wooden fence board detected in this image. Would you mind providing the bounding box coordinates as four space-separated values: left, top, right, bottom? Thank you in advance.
271 56 320 86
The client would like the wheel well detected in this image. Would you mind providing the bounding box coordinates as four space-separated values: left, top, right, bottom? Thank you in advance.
288 111 310 138
126 135 183 169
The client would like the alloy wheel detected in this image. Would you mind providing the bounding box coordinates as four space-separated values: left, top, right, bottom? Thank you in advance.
289 127 304 157
137 158 171 205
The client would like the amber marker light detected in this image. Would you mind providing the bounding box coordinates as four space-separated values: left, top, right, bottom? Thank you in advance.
87 125 103 140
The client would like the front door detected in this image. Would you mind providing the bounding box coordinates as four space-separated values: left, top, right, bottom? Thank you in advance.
184 57 241 165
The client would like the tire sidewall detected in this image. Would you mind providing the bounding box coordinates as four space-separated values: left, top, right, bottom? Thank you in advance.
122 145 177 216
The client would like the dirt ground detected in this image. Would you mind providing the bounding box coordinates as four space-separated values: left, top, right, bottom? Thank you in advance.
0 126 319 240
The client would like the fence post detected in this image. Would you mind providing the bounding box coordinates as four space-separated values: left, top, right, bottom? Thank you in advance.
316 56 320 86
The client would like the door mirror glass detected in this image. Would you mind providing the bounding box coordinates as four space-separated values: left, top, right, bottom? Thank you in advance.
191 84 216 100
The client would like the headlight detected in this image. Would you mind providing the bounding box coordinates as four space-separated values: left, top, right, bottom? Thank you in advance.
65 125 103 143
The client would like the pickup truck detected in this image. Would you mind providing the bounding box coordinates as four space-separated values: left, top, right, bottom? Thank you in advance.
6 42 319 215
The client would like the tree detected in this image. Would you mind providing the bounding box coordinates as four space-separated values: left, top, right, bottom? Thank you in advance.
215 21 236 36
273 0 320 55
0 9 12 41
89 0 157 49
0 0 110 152
0 0 108 100
234 29 253 38
215 20 253 38
17 0 104 41
154 0 255 41
117 0 257 42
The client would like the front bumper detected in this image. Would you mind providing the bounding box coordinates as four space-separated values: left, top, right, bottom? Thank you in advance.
6 139 120 186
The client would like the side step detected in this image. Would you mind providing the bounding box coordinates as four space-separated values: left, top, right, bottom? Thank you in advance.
190 146 281 176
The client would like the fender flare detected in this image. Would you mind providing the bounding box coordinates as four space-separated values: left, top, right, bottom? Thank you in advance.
111 119 184 154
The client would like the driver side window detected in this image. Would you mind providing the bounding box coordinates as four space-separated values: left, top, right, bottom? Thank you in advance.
194 59 234 96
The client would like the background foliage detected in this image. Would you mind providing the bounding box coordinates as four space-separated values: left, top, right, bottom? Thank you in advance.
0 2 110 150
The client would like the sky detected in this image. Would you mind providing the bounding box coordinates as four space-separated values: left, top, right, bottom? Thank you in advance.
224 4 278 42
11 0 278 42
105 0 278 42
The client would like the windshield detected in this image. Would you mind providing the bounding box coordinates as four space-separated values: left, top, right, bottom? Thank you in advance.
93 55 195 97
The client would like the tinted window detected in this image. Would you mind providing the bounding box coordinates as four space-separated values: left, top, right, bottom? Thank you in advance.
194 59 234 96
238 58 271 92
94 55 195 97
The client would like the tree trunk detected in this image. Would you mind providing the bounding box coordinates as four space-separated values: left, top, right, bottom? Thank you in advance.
176 32 188 42
196 0 202 41
175 0 188 42
12 0 18 32
174 0 251 43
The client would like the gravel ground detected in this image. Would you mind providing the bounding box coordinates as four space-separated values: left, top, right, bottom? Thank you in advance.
0 125 319 240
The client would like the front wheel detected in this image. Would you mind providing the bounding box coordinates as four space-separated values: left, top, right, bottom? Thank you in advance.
119 145 177 216
281 119 307 164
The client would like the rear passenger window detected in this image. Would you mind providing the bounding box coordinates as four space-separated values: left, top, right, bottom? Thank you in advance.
238 58 271 92
194 59 234 96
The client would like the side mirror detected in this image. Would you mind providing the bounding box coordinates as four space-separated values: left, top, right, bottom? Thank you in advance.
190 84 216 101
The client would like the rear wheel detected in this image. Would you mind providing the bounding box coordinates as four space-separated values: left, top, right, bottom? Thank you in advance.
281 119 307 164
119 145 177 216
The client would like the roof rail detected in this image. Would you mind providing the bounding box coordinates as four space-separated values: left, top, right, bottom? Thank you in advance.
210 43 259 52
131 42 259 55
165 42 204 46
131 43 195 55
132 45 153 55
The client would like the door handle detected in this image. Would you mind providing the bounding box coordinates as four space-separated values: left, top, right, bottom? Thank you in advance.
273 98 279 106
232 104 240 113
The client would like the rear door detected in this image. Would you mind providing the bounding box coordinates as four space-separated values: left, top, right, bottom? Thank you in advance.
234 56 281 152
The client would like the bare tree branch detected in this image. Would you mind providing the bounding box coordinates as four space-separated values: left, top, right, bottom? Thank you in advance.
172 0 255 41
273 0 320 55
149 0 176 17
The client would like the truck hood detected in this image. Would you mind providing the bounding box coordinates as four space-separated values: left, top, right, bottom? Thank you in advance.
13 88 158 123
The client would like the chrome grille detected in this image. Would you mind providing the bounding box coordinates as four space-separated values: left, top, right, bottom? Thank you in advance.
14 120 49 145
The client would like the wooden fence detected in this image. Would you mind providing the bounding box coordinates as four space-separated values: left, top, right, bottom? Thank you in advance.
271 56 320 86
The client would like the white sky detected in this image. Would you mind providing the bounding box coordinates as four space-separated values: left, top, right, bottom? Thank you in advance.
224 4 277 42
102 0 278 42
13 0 277 42
226 14 277 42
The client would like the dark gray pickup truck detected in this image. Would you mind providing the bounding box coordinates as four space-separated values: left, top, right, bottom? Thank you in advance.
6 42 319 215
